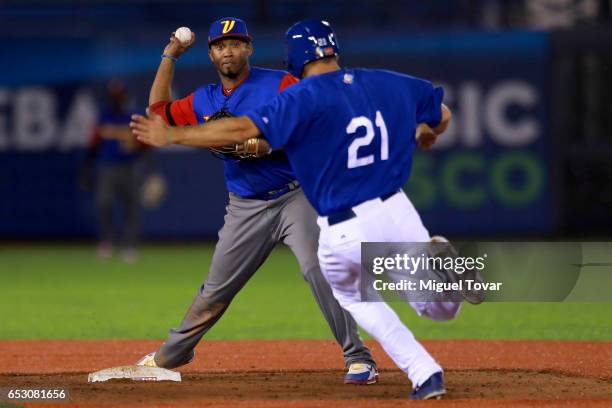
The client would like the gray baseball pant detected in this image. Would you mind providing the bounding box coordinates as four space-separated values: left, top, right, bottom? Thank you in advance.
96 161 142 249
154 187 375 369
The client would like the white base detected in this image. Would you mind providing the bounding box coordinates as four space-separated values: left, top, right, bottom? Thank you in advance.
88 365 181 383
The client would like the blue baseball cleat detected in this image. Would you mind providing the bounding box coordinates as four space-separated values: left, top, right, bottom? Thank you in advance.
344 363 379 385
409 371 446 400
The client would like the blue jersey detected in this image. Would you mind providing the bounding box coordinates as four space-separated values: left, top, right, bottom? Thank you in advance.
246 68 444 216
155 67 298 197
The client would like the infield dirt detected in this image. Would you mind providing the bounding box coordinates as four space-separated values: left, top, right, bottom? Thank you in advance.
0 339 610 407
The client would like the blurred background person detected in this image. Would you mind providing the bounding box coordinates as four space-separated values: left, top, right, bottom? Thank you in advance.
82 80 148 262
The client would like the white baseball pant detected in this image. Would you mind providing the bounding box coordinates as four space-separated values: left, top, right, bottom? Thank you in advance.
317 190 461 387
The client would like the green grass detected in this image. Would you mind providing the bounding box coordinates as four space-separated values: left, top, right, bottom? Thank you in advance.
0 244 610 340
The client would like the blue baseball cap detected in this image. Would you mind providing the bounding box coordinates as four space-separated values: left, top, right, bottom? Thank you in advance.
208 17 252 45
285 20 339 78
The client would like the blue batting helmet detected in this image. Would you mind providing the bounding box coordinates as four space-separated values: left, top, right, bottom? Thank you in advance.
285 20 340 78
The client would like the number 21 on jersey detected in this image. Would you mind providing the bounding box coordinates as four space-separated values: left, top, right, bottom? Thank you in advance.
346 111 388 169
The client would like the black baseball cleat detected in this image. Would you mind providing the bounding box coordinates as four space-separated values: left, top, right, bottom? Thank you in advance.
430 236 486 305
409 371 446 400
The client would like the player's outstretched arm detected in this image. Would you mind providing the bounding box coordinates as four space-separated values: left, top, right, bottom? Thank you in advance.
416 104 452 150
130 112 260 148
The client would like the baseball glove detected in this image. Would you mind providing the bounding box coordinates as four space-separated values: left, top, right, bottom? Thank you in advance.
207 109 271 160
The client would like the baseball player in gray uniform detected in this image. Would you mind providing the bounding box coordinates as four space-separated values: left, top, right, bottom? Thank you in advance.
136 17 378 384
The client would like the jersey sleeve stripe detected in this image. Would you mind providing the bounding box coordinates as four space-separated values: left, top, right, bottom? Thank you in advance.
165 102 177 126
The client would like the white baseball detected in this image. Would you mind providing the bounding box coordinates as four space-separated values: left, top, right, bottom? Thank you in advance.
174 27 192 45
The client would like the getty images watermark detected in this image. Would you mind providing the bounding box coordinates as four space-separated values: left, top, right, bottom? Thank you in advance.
360 242 612 302
370 251 502 293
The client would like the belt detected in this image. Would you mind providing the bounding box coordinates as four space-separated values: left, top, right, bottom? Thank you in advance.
244 180 300 201
327 190 400 226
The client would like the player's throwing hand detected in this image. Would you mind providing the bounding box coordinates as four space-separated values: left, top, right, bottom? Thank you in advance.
164 30 197 59
130 111 173 147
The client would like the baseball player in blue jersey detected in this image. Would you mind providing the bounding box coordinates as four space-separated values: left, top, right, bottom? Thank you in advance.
132 19 484 400
134 18 378 385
